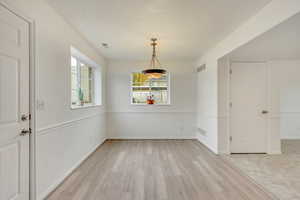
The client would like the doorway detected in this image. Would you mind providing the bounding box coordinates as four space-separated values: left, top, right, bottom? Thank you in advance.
229 62 268 153
218 11 300 199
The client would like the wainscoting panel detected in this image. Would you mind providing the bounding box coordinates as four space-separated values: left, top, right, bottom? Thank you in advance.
36 113 106 200
107 112 196 139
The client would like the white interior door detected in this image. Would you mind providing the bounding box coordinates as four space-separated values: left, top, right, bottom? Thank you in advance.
0 5 30 200
230 62 268 153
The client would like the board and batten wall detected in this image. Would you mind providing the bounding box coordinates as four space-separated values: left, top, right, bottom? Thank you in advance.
0 0 107 199
195 0 300 154
107 60 197 139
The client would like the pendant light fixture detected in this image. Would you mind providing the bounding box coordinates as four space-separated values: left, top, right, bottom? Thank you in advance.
142 38 166 79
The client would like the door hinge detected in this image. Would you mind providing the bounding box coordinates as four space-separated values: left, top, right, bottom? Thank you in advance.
29 114 32 120
229 102 232 108
230 136 232 142
229 69 232 74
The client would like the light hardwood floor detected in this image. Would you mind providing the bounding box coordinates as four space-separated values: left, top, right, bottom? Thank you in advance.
47 140 276 200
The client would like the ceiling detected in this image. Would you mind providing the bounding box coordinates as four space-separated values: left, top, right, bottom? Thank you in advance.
229 12 300 61
47 0 272 61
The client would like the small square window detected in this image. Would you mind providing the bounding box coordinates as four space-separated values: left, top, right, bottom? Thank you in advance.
131 72 170 105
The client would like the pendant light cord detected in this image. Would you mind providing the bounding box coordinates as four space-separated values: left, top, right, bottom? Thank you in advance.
150 38 161 69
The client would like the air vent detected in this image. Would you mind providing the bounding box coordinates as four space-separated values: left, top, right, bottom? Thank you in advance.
197 64 206 73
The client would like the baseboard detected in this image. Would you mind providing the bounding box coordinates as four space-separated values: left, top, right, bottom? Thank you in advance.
107 136 196 140
38 137 107 200
281 137 300 140
219 150 230 155
268 150 282 155
196 137 218 154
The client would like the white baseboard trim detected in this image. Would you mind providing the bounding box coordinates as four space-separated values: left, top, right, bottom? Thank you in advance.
281 137 300 140
196 137 218 154
219 150 230 155
107 136 196 140
268 150 282 155
38 137 107 200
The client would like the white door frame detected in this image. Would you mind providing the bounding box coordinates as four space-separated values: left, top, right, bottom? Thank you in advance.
228 61 271 154
0 1 37 199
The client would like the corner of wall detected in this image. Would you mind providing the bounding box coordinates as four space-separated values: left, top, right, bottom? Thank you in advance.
196 134 219 154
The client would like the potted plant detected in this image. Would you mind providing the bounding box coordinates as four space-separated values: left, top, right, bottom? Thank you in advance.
147 94 155 105
78 88 84 106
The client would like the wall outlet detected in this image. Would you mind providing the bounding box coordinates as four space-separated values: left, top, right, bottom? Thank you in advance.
36 100 45 110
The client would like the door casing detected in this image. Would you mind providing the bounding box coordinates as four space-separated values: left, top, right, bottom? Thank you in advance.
228 61 271 154
0 1 36 199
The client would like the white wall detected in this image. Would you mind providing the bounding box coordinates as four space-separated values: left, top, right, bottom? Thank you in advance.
196 0 300 154
195 62 218 153
217 57 230 154
270 60 300 139
217 60 300 154
107 60 196 139
0 0 107 199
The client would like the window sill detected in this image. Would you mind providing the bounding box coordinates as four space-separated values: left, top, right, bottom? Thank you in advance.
131 103 171 106
70 104 102 110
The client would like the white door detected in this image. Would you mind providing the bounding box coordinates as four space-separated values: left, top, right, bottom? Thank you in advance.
0 5 30 200
230 62 268 153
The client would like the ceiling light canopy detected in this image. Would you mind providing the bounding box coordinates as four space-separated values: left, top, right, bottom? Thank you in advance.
142 38 166 79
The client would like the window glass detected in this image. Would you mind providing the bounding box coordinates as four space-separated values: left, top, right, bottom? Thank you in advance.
131 73 169 105
71 57 79 105
71 56 95 107
80 64 93 103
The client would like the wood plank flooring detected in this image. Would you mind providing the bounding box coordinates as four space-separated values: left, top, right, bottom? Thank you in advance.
47 140 276 200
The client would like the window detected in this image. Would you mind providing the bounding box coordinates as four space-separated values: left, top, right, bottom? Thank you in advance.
71 47 101 108
131 72 170 105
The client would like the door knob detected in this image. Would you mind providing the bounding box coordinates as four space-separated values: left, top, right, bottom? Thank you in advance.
262 110 269 114
20 128 31 136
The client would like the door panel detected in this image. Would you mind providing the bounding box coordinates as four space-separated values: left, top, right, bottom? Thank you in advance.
0 5 30 200
230 62 267 153
0 17 21 46
0 54 19 123
0 142 20 199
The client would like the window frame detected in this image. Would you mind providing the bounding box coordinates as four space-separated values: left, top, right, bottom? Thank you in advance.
71 56 94 105
130 71 171 106
70 47 102 109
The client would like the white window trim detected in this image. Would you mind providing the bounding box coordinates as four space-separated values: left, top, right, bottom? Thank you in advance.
130 71 171 106
71 104 102 110
70 46 102 109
